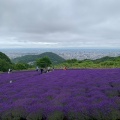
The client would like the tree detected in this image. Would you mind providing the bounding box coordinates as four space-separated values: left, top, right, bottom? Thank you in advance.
14 63 28 70
0 59 12 72
66 59 78 63
36 57 52 68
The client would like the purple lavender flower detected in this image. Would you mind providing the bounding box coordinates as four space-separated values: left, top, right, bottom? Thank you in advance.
0 69 120 119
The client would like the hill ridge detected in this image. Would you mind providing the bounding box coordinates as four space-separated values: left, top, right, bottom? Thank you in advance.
12 52 65 65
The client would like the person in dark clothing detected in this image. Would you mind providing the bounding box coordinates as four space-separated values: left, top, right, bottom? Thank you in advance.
40 68 43 74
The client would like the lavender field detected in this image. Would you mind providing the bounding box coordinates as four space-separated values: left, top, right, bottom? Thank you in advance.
0 69 120 120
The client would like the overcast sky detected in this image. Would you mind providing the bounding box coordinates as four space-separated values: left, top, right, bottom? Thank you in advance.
0 0 120 49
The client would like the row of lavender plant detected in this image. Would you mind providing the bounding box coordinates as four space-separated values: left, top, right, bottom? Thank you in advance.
0 69 120 120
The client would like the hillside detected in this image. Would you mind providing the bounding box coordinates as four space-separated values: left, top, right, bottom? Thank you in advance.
0 52 12 72
0 52 11 63
56 56 120 68
93 56 120 63
12 52 65 65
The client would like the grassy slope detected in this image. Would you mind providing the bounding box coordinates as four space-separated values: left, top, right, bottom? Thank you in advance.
55 56 120 69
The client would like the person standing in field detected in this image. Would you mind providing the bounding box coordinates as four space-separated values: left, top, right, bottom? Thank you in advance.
40 68 43 74
64 66 67 70
52 66 54 71
36 66 39 71
8 68 12 74
47 66 50 72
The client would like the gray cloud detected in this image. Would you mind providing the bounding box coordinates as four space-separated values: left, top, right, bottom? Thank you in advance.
0 0 120 48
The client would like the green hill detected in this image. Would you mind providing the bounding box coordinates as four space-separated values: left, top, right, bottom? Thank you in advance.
55 56 120 69
93 56 120 63
0 52 11 64
0 52 12 72
12 52 65 65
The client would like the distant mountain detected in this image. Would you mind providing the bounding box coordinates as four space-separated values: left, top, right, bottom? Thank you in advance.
78 56 120 63
12 52 65 65
93 56 120 63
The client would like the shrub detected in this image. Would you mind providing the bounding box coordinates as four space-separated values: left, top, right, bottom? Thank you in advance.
14 63 27 70
47 111 64 120
26 112 43 120
1 109 27 120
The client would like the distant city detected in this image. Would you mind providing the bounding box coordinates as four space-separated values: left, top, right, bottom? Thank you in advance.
0 48 120 60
